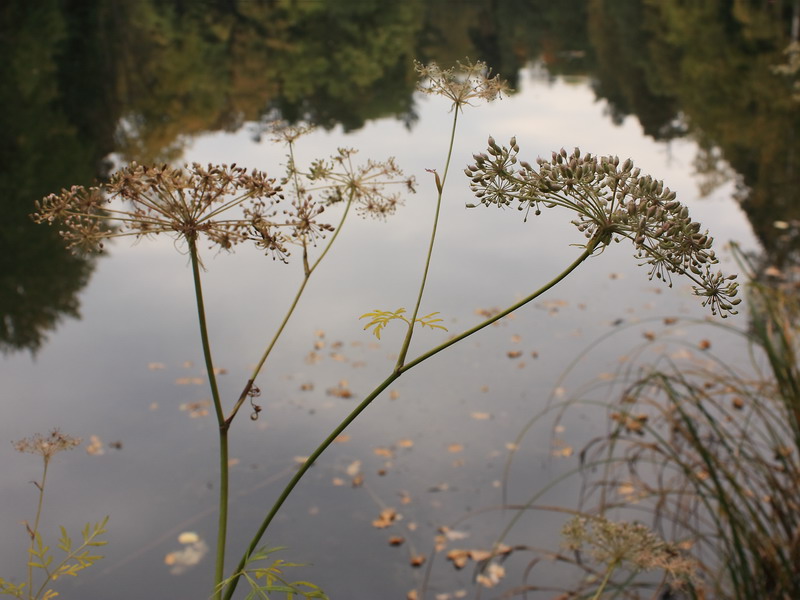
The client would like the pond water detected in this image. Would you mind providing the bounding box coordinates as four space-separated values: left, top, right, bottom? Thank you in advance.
2 2 797 599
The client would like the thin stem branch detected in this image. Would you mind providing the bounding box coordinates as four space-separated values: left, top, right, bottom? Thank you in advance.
27 459 49 598
188 238 228 599
224 193 354 427
395 110 459 371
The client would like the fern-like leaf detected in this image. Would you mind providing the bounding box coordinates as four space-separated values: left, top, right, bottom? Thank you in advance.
359 308 408 339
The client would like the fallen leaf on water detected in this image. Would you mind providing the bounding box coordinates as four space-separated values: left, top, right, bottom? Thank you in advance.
447 443 464 453
314 340 324 350
447 549 470 569
476 563 506 588
407 590 418 600
300 382 314 391
109 441 123 450
333 434 351 443
327 380 353 398
351 474 364 488
175 377 204 386
345 460 362 477
663 317 678 325
510 334 522 343
227 458 240 468
179 400 211 418
643 331 656 341
372 508 398 528
699 339 712 350
389 390 400 400
396 438 414 448
212 367 227 375
178 531 199 544
410 555 425 567
506 350 522 359
147 362 166 371
86 435 105 456
164 534 208 575
388 536 405 546
374 447 394 458
330 353 347 362
305 351 322 365
470 412 491 420
332 477 345 486
398 491 412 505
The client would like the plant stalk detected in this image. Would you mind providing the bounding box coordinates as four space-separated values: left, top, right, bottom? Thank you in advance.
188 238 228 599
395 109 459 371
222 236 601 600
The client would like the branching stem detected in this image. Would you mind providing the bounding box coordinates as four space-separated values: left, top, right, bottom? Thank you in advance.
221 236 601 600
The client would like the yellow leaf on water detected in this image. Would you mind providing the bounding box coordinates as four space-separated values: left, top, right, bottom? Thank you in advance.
470 412 491 420
177 532 199 544
147 362 166 371
447 443 464 454
374 447 394 458
333 434 351 443
396 439 414 448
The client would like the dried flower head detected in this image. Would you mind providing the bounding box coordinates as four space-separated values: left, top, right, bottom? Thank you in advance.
466 140 741 317
562 515 698 586
302 148 414 221
13 429 82 463
415 59 510 111
33 162 287 258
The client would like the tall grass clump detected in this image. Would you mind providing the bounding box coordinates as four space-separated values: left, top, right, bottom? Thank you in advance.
494 250 800 599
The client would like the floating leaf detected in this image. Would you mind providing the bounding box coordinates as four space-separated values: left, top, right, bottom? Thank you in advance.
470 412 491 420
447 443 464 454
85 435 105 456
147 362 166 370
372 508 398 529
410 555 426 567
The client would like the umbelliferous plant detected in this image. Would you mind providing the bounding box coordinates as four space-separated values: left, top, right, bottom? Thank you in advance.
29 59 738 599
0 430 108 600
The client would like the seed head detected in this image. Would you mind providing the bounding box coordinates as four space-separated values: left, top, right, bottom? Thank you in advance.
414 59 510 111
13 429 82 463
466 139 740 317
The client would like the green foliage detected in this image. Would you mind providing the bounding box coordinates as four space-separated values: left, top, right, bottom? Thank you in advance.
359 308 447 340
216 547 328 600
1 519 108 599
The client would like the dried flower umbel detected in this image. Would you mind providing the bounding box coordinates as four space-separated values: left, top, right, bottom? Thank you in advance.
466 141 741 316
32 162 289 258
415 59 510 110
562 515 698 588
13 428 82 464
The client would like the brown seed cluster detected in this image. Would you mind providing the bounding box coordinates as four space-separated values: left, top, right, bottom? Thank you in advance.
13 429 82 463
414 59 510 111
466 140 740 317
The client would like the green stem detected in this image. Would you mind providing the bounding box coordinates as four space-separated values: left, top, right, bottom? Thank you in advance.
188 238 228 599
591 560 618 600
221 236 601 600
395 109 459 371
27 459 49 599
224 193 354 427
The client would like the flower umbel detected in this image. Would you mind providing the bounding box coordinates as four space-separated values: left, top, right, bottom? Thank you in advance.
466 140 741 317
13 429 82 464
414 59 510 111
33 162 286 258
562 515 698 587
